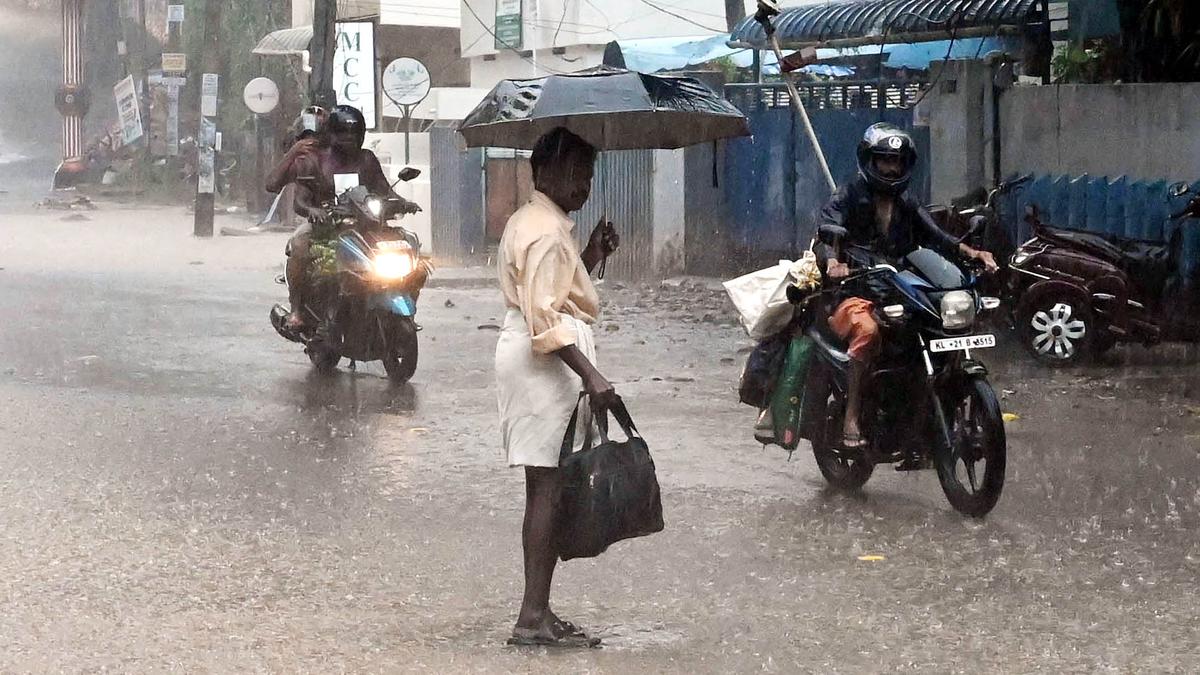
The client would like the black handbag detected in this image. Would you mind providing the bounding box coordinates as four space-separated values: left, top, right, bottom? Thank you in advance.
555 397 664 562
739 333 789 409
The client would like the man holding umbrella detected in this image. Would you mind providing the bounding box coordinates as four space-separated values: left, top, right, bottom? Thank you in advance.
459 66 750 647
494 127 619 647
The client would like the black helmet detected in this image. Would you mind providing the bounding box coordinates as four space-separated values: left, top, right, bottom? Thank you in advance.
857 122 917 196
327 105 366 150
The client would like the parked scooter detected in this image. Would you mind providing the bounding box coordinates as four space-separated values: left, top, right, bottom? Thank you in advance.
1004 181 1200 364
270 168 430 383
793 224 1008 518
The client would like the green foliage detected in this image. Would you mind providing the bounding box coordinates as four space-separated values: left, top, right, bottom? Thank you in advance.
1116 0 1200 81
309 240 339 278
1053 43 1102 83
181 0 292 133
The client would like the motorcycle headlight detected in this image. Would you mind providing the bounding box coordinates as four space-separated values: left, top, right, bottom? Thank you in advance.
365 198 383 219
941 291 976 330
373 252 415 280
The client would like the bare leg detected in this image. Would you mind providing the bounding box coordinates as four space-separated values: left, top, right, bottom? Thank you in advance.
286 235 310 328
843 358 869 445
516 466 561 635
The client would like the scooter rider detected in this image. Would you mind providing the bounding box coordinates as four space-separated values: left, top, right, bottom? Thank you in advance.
815 123 999 450
266 104 420 330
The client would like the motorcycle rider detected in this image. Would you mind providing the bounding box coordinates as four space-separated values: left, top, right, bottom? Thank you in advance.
815 123 999 450
266 104 420 330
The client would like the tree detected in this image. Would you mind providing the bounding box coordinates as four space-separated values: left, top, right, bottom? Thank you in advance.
1116 0 1200 81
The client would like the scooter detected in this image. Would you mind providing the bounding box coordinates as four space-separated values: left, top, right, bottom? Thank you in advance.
270 168 430 383
1004 181 1200 364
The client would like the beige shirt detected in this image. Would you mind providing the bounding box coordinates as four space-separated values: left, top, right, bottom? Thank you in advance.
498 191 600 354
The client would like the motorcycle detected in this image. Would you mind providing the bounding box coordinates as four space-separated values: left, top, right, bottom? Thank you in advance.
794 223 1008 517
270 168 430 383
1005 181 1200 365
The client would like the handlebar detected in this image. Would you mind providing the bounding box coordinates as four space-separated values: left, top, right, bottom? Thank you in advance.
1172 196 1200 220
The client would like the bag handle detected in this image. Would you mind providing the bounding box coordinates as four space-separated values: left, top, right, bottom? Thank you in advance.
558 393 596 465
594 396 639 445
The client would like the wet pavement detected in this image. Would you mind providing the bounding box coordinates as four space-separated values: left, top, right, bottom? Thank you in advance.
1 206 1199 672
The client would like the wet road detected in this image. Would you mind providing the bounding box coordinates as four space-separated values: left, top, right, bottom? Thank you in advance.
1 206 1199 672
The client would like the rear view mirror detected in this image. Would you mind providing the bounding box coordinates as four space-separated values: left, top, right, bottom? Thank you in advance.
960 214 988 242
398 167 421 182
1170 182 1191 198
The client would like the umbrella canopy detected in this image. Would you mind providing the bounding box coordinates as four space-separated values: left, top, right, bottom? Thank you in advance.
457 67 750 151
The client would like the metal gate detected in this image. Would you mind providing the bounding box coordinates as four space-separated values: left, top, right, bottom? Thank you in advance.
719 80 931 268
429 124 485 263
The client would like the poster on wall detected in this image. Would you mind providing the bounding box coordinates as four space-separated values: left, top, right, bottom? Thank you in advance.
334 21 377 130
113 75 143 145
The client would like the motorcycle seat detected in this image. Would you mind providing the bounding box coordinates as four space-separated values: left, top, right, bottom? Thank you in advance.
1040 227 1169 265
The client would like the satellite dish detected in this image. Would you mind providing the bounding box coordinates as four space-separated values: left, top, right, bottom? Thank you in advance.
243 77 280 114
383 58 431 108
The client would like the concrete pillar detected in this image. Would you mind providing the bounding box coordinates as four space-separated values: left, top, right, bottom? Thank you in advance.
54 0 88 188
924 59 989 204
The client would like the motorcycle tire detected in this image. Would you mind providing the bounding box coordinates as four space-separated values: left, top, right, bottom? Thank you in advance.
307 345 341 373
381 317 418 384
811 393 875 491
935 379 1007 518
1015 287 1094 366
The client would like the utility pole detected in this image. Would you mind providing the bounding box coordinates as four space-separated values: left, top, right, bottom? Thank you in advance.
310 0 338 106
725 0 747 31
193 0 223 237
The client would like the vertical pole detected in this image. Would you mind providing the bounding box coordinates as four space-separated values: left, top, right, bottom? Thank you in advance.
403 105 412 164
194 0 223 238
138 0 150 145
310 0 337 106
54 0 88 189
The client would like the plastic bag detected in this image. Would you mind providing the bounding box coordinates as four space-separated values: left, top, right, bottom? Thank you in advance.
723 252 822 339
770 335 816 451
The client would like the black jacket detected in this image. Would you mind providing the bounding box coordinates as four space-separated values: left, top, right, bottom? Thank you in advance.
814 177 961 265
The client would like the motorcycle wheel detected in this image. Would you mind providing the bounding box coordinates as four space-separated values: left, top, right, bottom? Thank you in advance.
1016 290 1094 365
811 394 875 491
307 345 341 373
381 317 418 384
1092 330 1118 355
936 379 1007 518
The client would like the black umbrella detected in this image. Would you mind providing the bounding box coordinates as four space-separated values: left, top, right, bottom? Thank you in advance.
457 67 750 151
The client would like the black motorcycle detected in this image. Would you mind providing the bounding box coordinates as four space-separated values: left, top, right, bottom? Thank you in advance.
270 169 430 383
797 224 1008 517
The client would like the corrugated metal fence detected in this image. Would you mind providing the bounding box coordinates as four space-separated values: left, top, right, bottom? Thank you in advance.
1000 173 1200 281
574 150 655 282
429 125 485 263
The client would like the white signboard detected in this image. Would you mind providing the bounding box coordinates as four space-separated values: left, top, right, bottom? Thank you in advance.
383 58 430 108
166 85 180 156
201 73 219 117
113 75 143 145
333 21 377 130
334 173 361 194
197 147 215 194
167 4 185 23
243 77 280 114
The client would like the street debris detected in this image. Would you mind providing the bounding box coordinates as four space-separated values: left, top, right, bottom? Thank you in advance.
35 194 97 211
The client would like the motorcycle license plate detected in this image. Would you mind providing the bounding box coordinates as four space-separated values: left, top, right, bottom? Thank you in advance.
930 334 997 353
